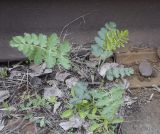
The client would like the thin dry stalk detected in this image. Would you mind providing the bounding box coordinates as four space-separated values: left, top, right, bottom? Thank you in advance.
60 12 91 40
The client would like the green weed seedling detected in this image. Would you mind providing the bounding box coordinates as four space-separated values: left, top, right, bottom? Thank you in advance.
24 113 49 128
19 95 56 127
36 117 50 128
106 67 134 81
89 86 124 133
91 22 134 81
61 82 125 134
19 95 56 111
10 33 71 69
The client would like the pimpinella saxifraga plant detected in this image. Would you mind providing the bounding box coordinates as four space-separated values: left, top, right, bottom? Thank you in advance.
91 22 133 81
10 33 71 69
106 67 134 81
61 82 125 133
91 22 128 59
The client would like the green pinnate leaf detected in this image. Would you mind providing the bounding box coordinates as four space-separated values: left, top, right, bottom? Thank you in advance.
39 118 46 127
24 33 33 44
112 67 120 78
10 33 71 69
47 33 59 48
13 36 25 44
91 44 113 59
59 41 71 53
45 50 56 68
91 45 103 57
79 110 87 119
91 21 129 57
61 109 73 118
95 37 104 47
100 27 108 35
89 123 100 132
72 82 88 98
105 22 116 30
31 33 39 45
98 30 105 40
92 107 97 115
111 117 124 124
57 56 71 69
39 34 47 46
33 47 43 64
106 67 134 81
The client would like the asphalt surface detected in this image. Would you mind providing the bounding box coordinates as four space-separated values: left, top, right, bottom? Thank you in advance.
0 0 160 61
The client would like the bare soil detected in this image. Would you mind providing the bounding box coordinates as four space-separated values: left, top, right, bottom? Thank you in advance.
122 88 160 134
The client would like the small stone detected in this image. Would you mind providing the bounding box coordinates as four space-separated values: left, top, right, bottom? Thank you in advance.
157 47 160 59
139 61 153 77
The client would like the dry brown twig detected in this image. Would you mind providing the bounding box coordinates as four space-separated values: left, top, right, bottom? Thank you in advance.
60 12 92 41
149 93 154 101
17 73 26 89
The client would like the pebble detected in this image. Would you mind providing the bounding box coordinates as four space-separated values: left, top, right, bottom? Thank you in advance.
139 60 153 77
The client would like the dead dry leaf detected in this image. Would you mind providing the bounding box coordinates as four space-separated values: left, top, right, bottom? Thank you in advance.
0 90 10 103
53 102 61 113
59 116 83 131
0 106 16 111
29 63 52 77
87 132 93 134
124 95 137 106
98 63 118 77
85 61 98 68
44 85 64 99
0 113 4 131
0 120 4 131
65 77 78 88
55 72 71 82
122 79 130 89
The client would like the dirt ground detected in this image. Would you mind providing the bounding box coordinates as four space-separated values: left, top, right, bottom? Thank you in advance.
122 88 160 134
0 0 160 134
